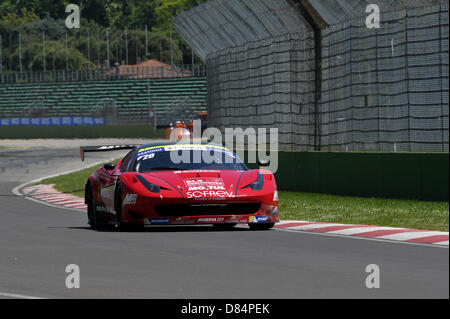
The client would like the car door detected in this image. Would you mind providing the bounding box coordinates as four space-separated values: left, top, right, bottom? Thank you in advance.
100 150 136 213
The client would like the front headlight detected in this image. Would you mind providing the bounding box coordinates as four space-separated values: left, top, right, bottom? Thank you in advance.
244 173 264 191
136 175 160 193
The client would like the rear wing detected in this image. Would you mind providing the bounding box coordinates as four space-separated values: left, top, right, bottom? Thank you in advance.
80 145 139 161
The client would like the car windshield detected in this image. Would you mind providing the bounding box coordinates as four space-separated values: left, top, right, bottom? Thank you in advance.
134 145 247 172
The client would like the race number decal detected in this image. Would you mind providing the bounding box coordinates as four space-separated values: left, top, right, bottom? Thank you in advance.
137 153 155 161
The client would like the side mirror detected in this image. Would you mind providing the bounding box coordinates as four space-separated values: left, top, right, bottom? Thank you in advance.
257 159 270 167
103 163 115 171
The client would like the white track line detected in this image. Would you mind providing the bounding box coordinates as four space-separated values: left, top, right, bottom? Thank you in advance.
0 291 45 299
376 231 448 241
11 157 118 197
45 198 81 205
11 157 119 213
286 223 343 230
326 226 399 235
19 195 87 212
62 202 86 207
32 195 63 200
274 228 449 249
276 220 307 225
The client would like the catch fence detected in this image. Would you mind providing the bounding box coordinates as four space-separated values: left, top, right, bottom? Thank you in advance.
174 0 449 152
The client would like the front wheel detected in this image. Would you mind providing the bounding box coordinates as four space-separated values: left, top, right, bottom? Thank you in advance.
86 186 98 229
114 183 132 231
248 223 275 231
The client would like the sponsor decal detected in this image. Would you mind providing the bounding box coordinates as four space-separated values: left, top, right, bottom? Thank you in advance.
0 117 105 127
136 148 164 157
185 178 226 191
174 170 221 174
94 117 105 125
31 118 41 125
165 144 228 152
230 215 248 223
184 178 233 198
143 218 170 225
98 145 132 150
83 117 94 125
137 144 231 156
124 194 137 205
173 217 196 224
51 117 61 125
249 216 269 223
73 117 83 125
20 118 30 125
187 186 226 191
197 217 225 223
150 218 170 224
62 117 72 125
187 190 233 199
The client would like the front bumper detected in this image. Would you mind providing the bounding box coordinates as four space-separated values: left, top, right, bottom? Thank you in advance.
123 197 279 226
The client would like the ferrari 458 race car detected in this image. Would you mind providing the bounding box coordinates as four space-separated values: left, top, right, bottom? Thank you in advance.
82 143 279 230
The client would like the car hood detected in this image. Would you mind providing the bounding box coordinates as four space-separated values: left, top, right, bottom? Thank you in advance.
134 169 262 199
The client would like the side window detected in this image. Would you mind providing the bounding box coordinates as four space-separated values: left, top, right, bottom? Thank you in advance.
126 154 136 172
120 150 136 172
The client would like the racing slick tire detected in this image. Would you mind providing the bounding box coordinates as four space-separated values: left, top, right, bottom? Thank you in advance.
212 223 237 230
86 185 99 229
248 222 275 231
114 183 133 231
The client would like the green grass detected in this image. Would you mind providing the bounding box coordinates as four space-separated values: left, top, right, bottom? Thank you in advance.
280 192 449 231
39 159 121 198
39 162 449 231
0 125 166 139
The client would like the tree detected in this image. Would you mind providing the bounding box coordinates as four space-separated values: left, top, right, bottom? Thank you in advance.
153 0 203 33
0 0 205 72
0 7 39 26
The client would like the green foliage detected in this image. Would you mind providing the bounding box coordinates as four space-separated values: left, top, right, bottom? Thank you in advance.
0 7 39 26
24 17 66 38
154 0 198 32
0 0 207 72
0 0 69 21
39 160 120 198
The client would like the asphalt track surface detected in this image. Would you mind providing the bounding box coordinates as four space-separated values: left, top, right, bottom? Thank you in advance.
0 146 448 298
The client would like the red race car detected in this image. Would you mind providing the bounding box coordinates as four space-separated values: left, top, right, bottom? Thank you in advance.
81 143 279 230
